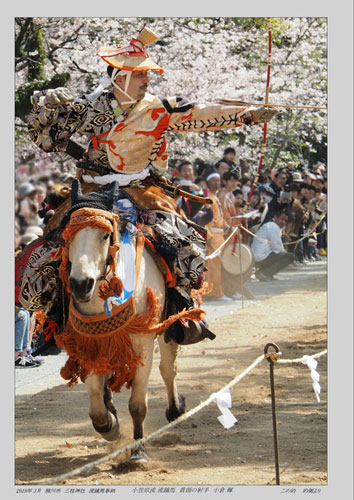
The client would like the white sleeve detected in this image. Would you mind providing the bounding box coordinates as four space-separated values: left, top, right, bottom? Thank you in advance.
268 223 284 254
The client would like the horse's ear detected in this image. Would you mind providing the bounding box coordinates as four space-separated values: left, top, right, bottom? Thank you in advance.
106 182 119 209
70 179 82 205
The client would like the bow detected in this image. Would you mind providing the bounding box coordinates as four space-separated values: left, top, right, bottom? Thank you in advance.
247 17 272 206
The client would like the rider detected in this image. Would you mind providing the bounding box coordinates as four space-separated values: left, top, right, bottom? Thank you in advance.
27 26 278 344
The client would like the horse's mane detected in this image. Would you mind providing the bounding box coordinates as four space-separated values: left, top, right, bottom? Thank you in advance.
110 209 130 234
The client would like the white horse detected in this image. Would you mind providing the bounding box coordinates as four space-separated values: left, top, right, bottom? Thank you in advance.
64 201 186 462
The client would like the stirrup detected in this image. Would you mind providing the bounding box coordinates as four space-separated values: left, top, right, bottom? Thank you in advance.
164 320 216 345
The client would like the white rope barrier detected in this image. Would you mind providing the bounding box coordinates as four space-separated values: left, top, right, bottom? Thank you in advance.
205 211 327 262
276 349 327 364
42 353 265 485
40 348 327 485
205 224 240 261
205 216 327 264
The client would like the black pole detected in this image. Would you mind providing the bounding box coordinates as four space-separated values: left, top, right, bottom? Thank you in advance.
264 343 281 485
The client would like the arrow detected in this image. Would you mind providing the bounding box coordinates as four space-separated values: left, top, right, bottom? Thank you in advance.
217 98 327 111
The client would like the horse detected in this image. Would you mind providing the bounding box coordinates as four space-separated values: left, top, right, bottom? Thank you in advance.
58 181 188 462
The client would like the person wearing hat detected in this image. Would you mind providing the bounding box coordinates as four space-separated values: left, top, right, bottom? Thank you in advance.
291 171 303 183
26 26 277 342
18 182 36 199
302 171 316 185
17 182 42 230
58 173 75 185
28 26 277 183
312 175 325 193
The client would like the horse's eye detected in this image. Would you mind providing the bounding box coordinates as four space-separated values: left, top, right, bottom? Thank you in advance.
103 233 110 241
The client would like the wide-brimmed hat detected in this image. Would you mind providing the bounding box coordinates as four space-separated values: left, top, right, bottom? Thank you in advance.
292 171 303 182
314 161 326 171
58 173 75 183
305 172 316 181
98 27 164 74
18 182 36 197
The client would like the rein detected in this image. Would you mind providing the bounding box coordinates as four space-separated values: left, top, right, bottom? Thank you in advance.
56 205 205 392
59 207 122 296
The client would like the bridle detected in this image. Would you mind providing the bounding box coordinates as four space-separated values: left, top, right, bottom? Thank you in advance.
59 207 121 294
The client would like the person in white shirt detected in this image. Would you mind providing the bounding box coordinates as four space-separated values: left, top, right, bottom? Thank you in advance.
251 209 295 281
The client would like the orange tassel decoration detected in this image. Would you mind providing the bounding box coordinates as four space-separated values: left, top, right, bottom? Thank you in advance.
33 310 47 335
55 207 206 394
191 280 210 308
55 287 205 393
98 276 124 300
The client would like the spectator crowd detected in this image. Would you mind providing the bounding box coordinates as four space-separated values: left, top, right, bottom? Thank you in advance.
15 148 327 367
15 170 74 368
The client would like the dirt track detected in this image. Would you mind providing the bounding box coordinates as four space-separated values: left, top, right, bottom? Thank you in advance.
15 271 327 487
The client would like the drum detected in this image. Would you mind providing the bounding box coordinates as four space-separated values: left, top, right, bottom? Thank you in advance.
221 241 254 276
220 241 254 297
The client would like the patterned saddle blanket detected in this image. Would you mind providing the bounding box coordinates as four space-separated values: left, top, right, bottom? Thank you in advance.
15 184 207 329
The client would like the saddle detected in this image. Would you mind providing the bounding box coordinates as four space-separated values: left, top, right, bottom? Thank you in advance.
43 181 185 234
16 178 215 346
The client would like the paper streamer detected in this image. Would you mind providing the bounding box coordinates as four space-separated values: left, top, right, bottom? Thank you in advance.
210 388 238 429
301 355 321 402
104 225 136 316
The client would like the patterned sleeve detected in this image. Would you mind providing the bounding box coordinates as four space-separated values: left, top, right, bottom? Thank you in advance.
27 90 89 153
160 96 258 134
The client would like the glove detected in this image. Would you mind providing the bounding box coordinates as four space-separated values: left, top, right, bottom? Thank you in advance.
43 88 74 108
251 106 278 123
243 106 278 125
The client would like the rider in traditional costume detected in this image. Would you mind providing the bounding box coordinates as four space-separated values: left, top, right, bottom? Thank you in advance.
26 27 277 344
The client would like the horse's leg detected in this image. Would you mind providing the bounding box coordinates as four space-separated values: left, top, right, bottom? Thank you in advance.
158 334 186 422
103 383 118 422
128 335 155 462
85 374 119 441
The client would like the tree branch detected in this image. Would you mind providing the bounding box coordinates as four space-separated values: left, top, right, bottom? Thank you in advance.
15 17 32 58
173 20 213 35
70 60 91 74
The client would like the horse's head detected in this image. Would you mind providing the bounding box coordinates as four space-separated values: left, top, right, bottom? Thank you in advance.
68 219 112 302
61 180 120 303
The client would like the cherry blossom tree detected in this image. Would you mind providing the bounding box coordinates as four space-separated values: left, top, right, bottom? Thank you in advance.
15 17 327 180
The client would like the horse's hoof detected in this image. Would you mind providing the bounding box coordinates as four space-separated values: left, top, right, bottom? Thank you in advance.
92 411 119 441
130 445 149 463
165 394 186 422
